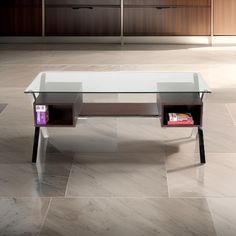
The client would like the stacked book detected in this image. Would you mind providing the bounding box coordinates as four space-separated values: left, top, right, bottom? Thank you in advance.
168 113 194 125
35 105 49 125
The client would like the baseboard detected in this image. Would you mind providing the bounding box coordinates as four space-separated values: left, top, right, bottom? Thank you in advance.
0 36 235 45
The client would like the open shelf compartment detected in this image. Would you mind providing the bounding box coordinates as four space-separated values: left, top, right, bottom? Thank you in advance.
162 104 202 127
157 93 203 127
33 93 82 127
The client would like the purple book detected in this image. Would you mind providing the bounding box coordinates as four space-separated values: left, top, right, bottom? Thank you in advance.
35 105 48 125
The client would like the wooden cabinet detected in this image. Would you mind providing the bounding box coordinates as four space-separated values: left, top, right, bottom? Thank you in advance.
46 0 120 5
0 0 42 36
3 0 236 38
45 0 121 36
124 0 211 36
214 0 236 35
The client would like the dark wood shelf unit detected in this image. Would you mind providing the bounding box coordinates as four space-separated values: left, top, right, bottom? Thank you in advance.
33 92 203 127
45 0 121 36
34 93 82 127
157 93 203 127
46 0 121 5
1 0 236 37
124 0 211 36
124 0 210 6
0 0 42 36
80 103 159 117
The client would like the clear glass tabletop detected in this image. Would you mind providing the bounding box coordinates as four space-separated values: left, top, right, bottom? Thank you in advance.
25 71 211 94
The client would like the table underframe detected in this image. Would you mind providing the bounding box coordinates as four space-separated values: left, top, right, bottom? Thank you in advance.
31 100 206 165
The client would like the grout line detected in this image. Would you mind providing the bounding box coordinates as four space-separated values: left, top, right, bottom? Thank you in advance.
225 104 236 126
1 196 236 200
38 196 236 199
38 197 52 236
64 160 74 198
206 197 219 236
1 63 236 66
164 147 170 199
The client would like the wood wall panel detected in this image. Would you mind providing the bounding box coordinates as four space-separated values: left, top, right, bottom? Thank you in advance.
45 6 121 36
124 0 210 6
124 4 211 36
124 7 175 36
3 0 236 37
174 5 210 36
214 0 236 35
46 0 120 5
0 0 42 36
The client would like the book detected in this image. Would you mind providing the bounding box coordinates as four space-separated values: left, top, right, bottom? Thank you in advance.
35 105 49 125
168 120 194 125
168 113 194 125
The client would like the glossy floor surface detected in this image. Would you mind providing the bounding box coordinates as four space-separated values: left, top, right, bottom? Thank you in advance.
0 44 236 236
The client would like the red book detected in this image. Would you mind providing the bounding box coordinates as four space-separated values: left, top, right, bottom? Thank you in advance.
168 120 194 125
168 113 193 122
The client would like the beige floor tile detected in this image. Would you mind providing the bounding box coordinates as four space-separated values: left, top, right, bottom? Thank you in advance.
207 198 236 236
1 44 236 66
166 153 236 197
1 44 236 234
0 151 32 164
40 197 216 236
0 126 35 153
0 151 73 197
0 102 33 128
206 88 236 104
226 103 236 125
204 103 236 153
0 163 68 197
0 197 50 236
117 118 166 153
47 118 118 153
67 152 167 197
162 127 199 153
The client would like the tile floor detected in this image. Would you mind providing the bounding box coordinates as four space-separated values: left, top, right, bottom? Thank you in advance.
0 44 236 236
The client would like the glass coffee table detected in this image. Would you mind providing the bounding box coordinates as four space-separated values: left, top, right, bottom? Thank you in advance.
25 71 211 164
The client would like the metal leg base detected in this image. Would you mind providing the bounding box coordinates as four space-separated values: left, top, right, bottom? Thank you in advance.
32 127 40 163
198 127 206 164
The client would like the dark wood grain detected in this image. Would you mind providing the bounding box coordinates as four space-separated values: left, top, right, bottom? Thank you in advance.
45 5 121 36
46 0 120 6
124 0 211 36
34 93 80 104
124 0 210 6
80 103 159 116
214 0 236 35
0 0 42 36
157 93 202 105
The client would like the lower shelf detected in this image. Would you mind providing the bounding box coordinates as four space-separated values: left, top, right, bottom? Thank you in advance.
162 105 202 127
80 103 159 117
34 101 202 128
162 124 200 128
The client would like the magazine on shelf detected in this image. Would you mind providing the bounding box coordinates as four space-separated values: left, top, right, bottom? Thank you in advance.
35 105 49 125
168 113 194 125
